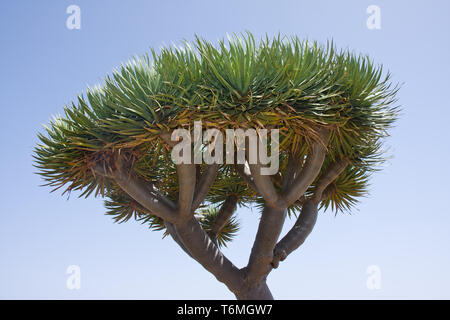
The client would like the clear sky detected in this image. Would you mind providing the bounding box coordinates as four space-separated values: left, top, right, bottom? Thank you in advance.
1 0 449 299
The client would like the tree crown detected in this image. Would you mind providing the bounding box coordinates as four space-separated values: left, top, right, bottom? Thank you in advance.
34 33 399 242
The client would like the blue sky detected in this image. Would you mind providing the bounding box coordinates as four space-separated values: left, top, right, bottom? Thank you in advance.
1 0 449 299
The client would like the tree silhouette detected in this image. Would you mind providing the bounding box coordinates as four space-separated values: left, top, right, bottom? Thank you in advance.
34 33 399 299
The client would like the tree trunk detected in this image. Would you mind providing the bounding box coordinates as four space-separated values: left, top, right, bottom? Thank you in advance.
235 280 274 300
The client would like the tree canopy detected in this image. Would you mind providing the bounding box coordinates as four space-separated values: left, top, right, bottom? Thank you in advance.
34 33 399 299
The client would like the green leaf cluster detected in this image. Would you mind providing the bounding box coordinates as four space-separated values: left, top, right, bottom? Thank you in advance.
34 33 400 240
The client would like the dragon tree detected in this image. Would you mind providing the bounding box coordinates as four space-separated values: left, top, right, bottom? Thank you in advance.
34 33 399 299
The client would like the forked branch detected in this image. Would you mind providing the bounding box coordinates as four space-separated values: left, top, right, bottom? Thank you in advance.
192 164 220 210
177 163 197 218
271 158 349 268
282 128 329 206
234 163 259 194
93 160 179 223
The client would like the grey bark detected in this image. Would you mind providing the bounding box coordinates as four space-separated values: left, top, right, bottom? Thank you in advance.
235 278 273 300
272 200 318 267
174 216 244 294
282 134 328 206
234 163 259 193
177 163 196 217
248 162 281 208
113 167 179 223
246 205 286 284
271 158 349 267
192 164 220 210
165 221 193 258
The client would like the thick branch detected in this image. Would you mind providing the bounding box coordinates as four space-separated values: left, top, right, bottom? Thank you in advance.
245 205 286 285
165 221 193 258
243 147 289 285
96 161 179 223
174 216 244 294
282 128 329 206
234 163 259 193
281 153 301 193
177 163 197 217
192 164 220 210
236 277 273 300
133 199 192 258
271 200 318 268
271 158 349 268
128 200 189 258
161 130 198 217
207 194 238 241
248 163 282 208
